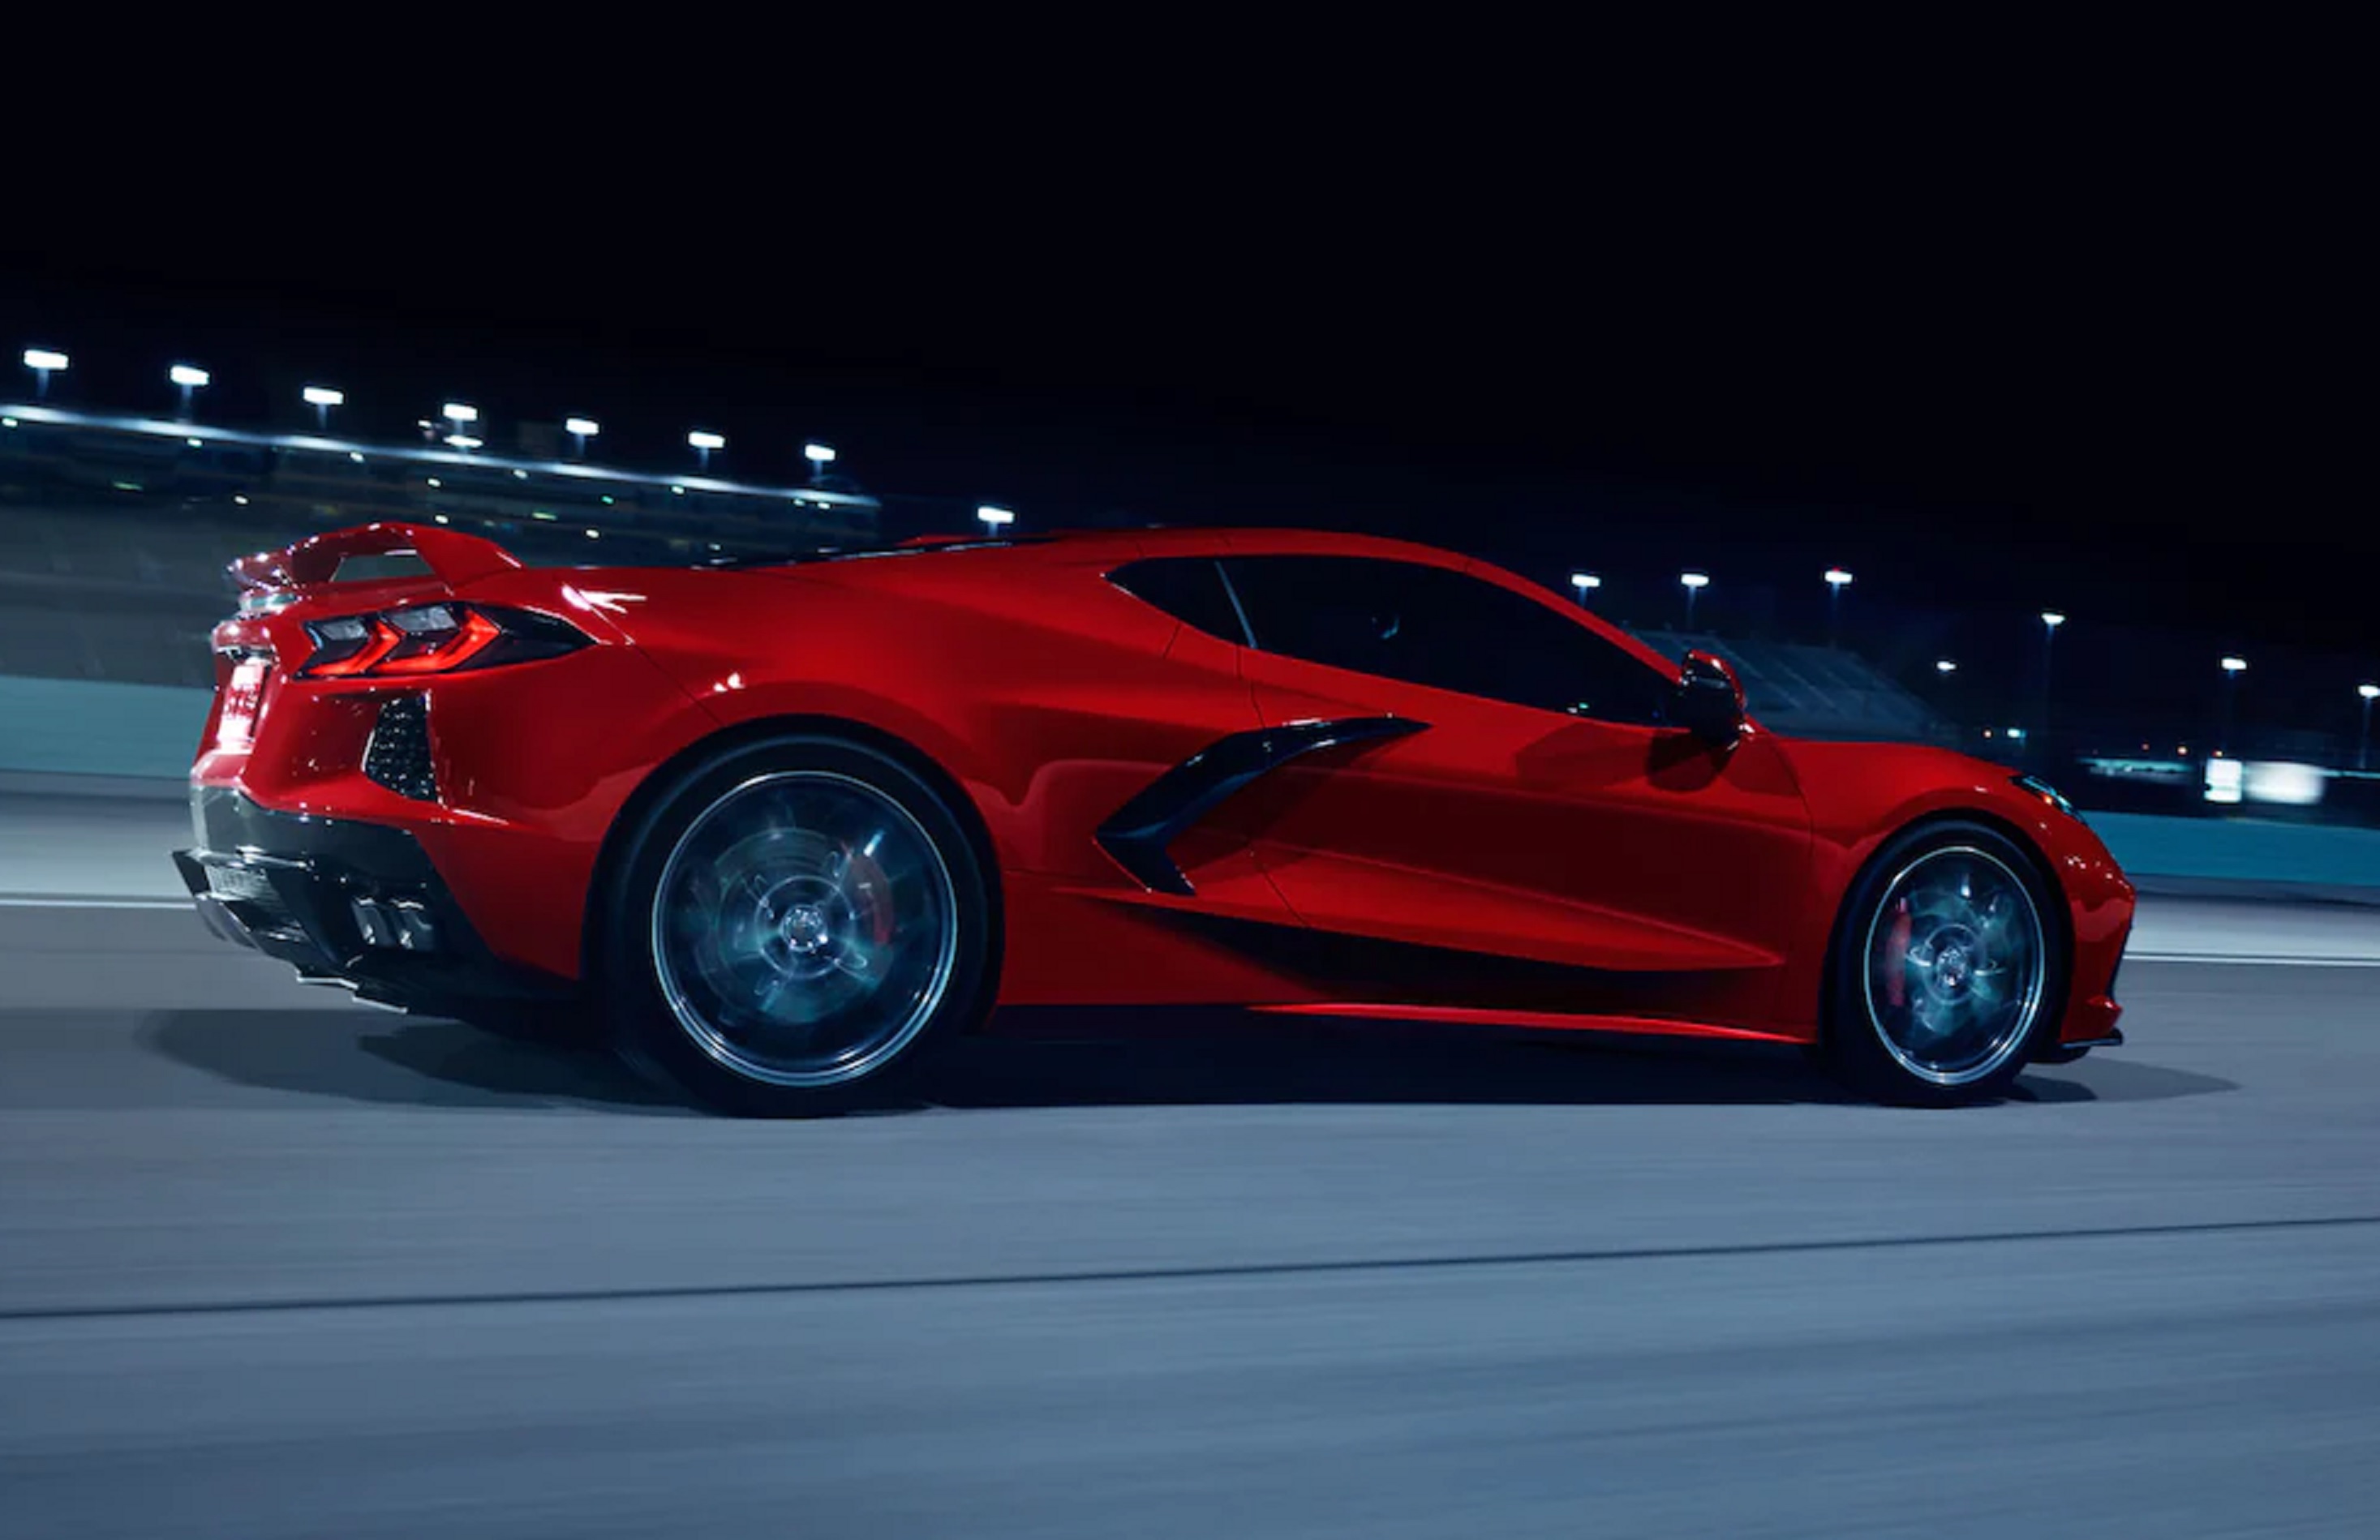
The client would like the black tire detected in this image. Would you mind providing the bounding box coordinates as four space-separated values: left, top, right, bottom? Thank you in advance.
1824 818 2067 1107
597 734 995 1117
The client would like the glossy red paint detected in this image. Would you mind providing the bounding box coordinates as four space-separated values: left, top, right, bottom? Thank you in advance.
190 520 2134 1057
1250 1002 1806 1044
1773 737 2134 1046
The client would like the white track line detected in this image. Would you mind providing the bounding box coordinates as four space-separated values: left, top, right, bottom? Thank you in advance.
2127 951 2380 967
0 897 192 910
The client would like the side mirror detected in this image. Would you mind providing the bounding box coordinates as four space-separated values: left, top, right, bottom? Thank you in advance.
1674 649 1746 746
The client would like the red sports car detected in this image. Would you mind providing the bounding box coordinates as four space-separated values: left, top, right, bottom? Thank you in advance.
176 521 2133 1113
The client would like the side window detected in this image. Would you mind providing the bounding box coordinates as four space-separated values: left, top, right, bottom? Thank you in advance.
1221 556 1673 723
1108 558 1250 645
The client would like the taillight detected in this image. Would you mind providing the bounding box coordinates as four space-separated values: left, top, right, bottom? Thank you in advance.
299 603 590 679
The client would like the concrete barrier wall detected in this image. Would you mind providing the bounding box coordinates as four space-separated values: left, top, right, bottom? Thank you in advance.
3 674 2378 891
0 676 210 781
2087 812 2380 890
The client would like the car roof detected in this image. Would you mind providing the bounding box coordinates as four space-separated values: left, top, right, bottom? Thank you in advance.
1007 525 1475 570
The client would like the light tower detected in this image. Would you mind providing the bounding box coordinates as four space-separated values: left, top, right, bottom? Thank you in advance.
170 363 210 418
303 385 344 431
2220 656 2248 756
1824 568 1853 644
2038 611 2065 758
21 348 67 399
1679 571 1709 629
1569 572 1601 607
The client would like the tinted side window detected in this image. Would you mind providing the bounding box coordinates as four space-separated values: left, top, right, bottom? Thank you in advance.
1221 556 1673 723
1108 558 1249 645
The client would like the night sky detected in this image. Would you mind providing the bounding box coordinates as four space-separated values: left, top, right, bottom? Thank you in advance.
2 51 2365 693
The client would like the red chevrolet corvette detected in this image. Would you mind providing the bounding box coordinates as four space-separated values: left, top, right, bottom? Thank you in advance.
176 521 2133 1114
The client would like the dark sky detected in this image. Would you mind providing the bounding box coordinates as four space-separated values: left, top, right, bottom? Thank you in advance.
2 45 2365 673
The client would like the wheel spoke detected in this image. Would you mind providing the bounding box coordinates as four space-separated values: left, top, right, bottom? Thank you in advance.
650 769 959 1089
1862 844 2046 1087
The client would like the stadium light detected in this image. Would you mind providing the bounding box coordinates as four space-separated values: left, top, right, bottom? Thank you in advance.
2219 657 2248 755
1935 658 1958 674
303 385 344 429
1824 568 1853 645
688 429 725 469
21 347 67 398
565 417 600 457
1569 572 1600 605
2032 611 2069 757
1679 571 1708 628
441 402 479 430
2359 684 2380 773
977 504 1016 534
170 363 209 417
804 441 836 483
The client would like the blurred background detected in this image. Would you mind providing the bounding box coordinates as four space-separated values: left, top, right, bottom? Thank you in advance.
3 258 2372 885
4 37 2378 1537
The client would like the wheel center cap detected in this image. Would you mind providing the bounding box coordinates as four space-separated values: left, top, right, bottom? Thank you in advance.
779 903 831 955
1937 944 1971 993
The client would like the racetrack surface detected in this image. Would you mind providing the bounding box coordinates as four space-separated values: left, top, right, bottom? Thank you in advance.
3 803 2379 1535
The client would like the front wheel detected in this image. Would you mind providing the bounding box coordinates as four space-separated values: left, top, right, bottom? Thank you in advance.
599 735 995 1116
1825 820 2065 1106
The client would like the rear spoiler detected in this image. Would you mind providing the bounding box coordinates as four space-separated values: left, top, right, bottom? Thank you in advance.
228 521 524 594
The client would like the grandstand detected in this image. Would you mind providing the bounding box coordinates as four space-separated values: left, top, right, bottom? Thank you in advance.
1 407 1968 741
1634 628 1953 745
0 407 881 688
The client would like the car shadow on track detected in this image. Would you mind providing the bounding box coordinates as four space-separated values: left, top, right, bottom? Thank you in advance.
917 1010 2236 1110
140 1006 2238 1113
143 1010 689 1115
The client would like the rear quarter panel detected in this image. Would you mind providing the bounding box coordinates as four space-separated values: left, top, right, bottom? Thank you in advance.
606 545 1297 1005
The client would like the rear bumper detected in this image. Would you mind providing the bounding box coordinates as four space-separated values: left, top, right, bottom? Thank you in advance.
173 785 572 1010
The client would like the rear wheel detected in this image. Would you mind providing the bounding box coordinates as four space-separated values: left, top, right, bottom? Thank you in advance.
1826 820 2064 1106
600 735 994 1116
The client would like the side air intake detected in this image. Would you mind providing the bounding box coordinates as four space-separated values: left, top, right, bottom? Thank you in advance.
363 694 436 801
1096 716 1427 894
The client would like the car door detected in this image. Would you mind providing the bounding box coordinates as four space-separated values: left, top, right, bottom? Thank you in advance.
1218 554 1815 998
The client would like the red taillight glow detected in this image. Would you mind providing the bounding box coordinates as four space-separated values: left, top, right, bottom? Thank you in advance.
299 603 587 679
373 608 502 676
215 657 270 748
307 619 404 678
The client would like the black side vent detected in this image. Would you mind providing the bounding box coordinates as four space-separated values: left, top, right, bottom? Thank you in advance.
363 694 437 802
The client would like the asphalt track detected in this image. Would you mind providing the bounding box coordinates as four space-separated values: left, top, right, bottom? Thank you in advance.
3 793 2378 1536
